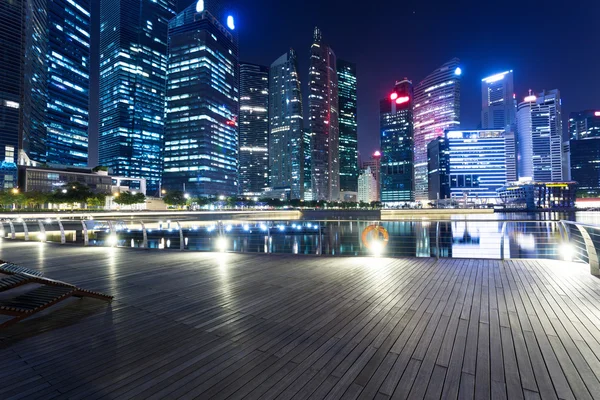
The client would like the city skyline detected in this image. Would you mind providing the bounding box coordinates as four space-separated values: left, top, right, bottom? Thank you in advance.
86 0 597 166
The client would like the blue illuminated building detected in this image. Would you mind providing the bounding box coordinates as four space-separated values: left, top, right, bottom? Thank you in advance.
380 79 414 203
337 59 358 194
163 1 239 197
99 0 176 195
570 110 600 196
45 0 91 166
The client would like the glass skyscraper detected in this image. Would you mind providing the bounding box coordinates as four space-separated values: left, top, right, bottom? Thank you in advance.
303 128 312 200
413 58 461 201
163 2 239 197
45 0 91 166
380 79 414 203
569 110 600 196
517 90 564 182
269 49 304 200
337 59 358 194
99 0 176 195
309 27 339 201
0 0 25 165
481 70 516 131
239 63 269 196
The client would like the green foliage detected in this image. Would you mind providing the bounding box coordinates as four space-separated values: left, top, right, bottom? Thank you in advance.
113 191 145 205
50 182 93 204
92 165 109 172
86 193 107 208
163 190 187 206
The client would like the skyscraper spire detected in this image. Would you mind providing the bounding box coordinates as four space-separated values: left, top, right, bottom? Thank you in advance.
313 26 322 42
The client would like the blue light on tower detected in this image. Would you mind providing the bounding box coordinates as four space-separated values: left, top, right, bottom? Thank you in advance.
454 67 462 76
227 15 235 30
195 0 204 12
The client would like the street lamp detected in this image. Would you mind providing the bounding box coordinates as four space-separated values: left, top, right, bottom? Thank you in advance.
113 192 119 197
161 189 166 194
11 188 19 194
219 195 225 201
62 189 67 194
184 193 190 199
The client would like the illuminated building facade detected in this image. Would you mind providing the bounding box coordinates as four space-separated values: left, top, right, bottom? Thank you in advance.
361 151 381 201
303 128 313 200
337 59 358 194
569 110 600 140
427 137 450 200
163 2 239 197
445 129 510 199
0 0 25 169
517 90 564 182
99 0 176 195
569 110 600 196
413 58 461 201
380 79 414 203
239 63 269 196
358 167 377 203
481 70 516 130
309 27 339 201
269 50 304 199
45 0 91 166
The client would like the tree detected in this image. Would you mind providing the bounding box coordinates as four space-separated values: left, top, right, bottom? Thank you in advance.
24 191 49 209
87 193 107 209
113 191 145 206
163 190 187 207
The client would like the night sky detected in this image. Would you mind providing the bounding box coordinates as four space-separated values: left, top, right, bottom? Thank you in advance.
88 0 600 166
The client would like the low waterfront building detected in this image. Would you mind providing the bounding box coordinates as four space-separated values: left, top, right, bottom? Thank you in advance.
497 181 577 210
18 165 113 194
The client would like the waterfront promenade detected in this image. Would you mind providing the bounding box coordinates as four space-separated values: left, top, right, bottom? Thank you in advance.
1 241 600 399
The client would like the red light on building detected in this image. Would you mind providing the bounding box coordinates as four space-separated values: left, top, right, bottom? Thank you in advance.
395 96 409 105
226 120 236 126
373 150 381 158
390 92 398 101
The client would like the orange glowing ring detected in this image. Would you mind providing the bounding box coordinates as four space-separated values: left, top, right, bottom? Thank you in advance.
361 225 389 249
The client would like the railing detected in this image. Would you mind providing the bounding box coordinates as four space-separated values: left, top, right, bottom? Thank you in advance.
1 217 599 275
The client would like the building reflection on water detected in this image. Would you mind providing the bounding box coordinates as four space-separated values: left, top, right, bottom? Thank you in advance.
91 218 564 260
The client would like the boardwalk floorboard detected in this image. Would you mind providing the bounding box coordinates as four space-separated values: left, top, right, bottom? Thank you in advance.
0 241 599 399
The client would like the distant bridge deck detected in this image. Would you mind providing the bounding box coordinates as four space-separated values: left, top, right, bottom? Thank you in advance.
1 242 600 399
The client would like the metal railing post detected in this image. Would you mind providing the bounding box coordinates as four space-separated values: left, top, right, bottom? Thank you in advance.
22 220 29 241
435 221 440 260
81 220 88 246
500 221 507 260
38 220 46 242
8 220 15 239
140 220 148 248
57 219 66 244
267 223 271 254
177 221 184 251
574 224 600 276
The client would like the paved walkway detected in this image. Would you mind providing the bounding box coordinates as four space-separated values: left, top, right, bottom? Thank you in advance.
1 241 600 399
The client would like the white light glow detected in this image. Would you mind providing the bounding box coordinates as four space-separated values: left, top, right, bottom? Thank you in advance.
371 241 384 257
195 0 204 12
482 71 510 83
227 15 235 30
454 67 462 76
216 237 227 252
560 243 575 262
39 233 46 242
107 234 118 247
225 225 232 232
524 95 537 102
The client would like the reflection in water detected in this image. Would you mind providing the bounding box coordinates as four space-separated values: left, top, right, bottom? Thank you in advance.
87 218 569 260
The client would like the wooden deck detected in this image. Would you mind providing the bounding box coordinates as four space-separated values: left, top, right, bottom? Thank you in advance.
1 242 600 399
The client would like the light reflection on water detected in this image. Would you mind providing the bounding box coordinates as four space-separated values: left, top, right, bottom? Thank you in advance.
90 216 574 260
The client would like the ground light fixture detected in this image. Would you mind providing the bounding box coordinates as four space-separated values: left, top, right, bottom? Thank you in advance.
371 240 384 257
559 242 575 262
107 234 118 247
39 233 46 242
216 236 227 252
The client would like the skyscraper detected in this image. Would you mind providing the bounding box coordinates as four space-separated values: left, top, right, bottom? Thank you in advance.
569 110 600 196
413 58 461 201
517 90 564 182
309 27 339 201
481 70 516 130
99 0 176 195
163 2 239 197
380 79 414 203
0 0 25 167
337 59 358 194
45 0 91 166
269 49 304 199
303 128 313 200
427 137 450 200
239 63 269 196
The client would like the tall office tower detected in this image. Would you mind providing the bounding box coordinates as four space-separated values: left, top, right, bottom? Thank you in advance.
163 2 239 197
269 49 304 199
45 0 91 166
481 70 516 130
99 0 176 195
21 0 49 164
358 167 377 203
570 110 600 196
380 79 414 203
239 63 269 196
444 130 509 199
427 137 450 200
361 151 381 201
303 129 313 200
569 110 600 140
413 58 461 201
517 90 564 182
337 59 358 194
0 0 25 166
309 27 339 201
505 131 518 182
